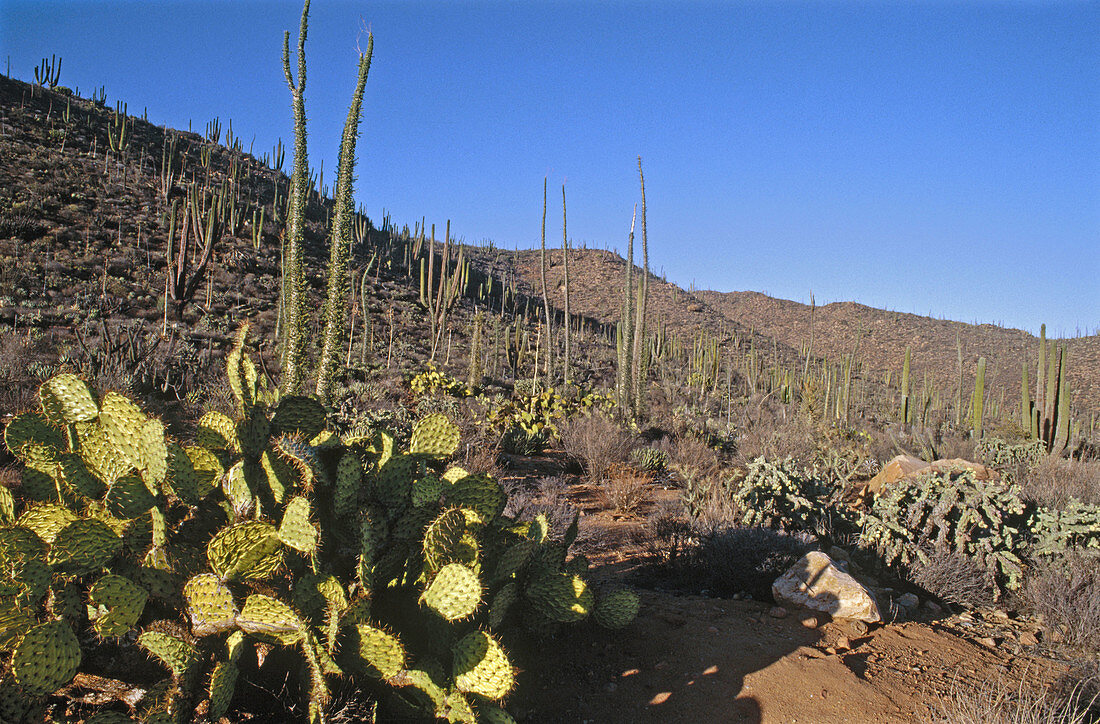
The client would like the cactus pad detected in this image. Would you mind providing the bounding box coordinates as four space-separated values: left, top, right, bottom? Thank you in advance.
12 620 81 696
270 396 327 439
421 563 482 621
88 574 148 638
525 570 594 623
184 445 222 498
105 474 157 519
488 581 517 630
207 521 282 581
410 414 461 458
592 588 640 629
237 593 303 645
0 600 35 650
452 630 514 701
58 452 107 500
39 373 99 425
48 517 122 575
4 411 64 461
374 454 422 510
208 660 240 720
423 508 467 572
138 630 199 682
75 420 131 485
349 624 406 679
334 452 363 517
445 475 507 525
183 573 239 636
18 504 78 545
278 496 319 554
196 411 240 453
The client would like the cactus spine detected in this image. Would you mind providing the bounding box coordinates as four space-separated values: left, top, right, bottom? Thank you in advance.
316 34 373 404
280 0 311 394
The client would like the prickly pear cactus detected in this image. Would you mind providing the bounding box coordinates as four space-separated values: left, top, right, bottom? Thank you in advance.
1030 500 1100 556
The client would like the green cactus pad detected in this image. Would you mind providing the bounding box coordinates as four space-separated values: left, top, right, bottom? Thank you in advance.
207 521 282 581
4 411 64 461
237 593 303 645
99 391 148 470
0 600 35 650
12 619 81 696
163 442 200 502
278 496 319 554
0 678 36 724
420 563 481 621
39 374 99 425
273 436 316 490
525 570 594 623
374 454 422 510
75 419 132 485
334 452 363 517
223 461 256 515
137 418 169 491
452 630 514 701
47 517 122 575
18 504 78 545
526 513 550 544
49 578 84 622
441 689 477 723
410 414 461 458
423 508 467 572
592 588 640 629
208 659 239 720
196 411 240 453
184 445 222 498
106 474 157 520
183 573 239 636
444 475 507 526
442 466 470 484
488 581 517 630
270 396 327 439
0 525 47 564
58 452 107 500
88 573 148 638
0 486 13 525
349 624 406 679
476 704 519 724
391 505 436 542
138 630 199 682
492 540 535 582
237 413 271 463
411 474 446 508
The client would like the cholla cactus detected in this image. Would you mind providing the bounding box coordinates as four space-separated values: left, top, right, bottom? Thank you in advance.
1030 500 1100 556
730 457 824 532
859 469 1030 593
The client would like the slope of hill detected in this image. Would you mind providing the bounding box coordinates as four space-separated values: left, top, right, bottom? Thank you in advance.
695 290 1099 417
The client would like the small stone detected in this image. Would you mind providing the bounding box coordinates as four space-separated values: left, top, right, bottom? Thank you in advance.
977 637 998 649
648 692 671 706
707 626 719 633
896 593 919 609
768 606 788 619
922 600 944 616
851 620 870 635
800 615 820 629
1019 631 1039 647
834 636 851 652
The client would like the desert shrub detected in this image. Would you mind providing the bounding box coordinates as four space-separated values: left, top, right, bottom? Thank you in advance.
860 469 1030 593
499 424 549 455
699 526 814 600
596 463 652 516
931 667 1099 724
669 433 721 480
558 411 633 480
910 546 995 609
640 501 700 575
1023 455 1100 509
1023 552 1100 651
502 475 579 541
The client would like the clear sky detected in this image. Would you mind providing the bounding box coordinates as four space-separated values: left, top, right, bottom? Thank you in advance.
2 1 1097 336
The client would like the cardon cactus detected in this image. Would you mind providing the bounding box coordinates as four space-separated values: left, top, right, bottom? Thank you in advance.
0 343 638 722
859 468 1030 593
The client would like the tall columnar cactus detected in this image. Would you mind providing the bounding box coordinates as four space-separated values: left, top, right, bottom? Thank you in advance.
616 205 637 414
970 356 986 439
631 156 650 414
33 54 61 89
561 183 572 385
165 183 223 319
900 345 911 429
316 33 374 404
539 178 554 382
280 0 311 394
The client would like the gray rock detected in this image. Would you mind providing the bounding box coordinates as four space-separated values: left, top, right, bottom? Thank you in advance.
772 551 882 623
896 593 920 609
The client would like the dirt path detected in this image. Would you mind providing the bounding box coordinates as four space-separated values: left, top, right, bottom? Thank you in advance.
511 589 1065 723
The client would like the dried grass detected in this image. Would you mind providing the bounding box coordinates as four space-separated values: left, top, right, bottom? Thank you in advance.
596 463 652 516
1023 552 1100 651
930 665 1099 724
910 546 996 609
558 412 633 481
1022 456 1100 509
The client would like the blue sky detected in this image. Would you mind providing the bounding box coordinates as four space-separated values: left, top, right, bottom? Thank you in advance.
2 1 1097 336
